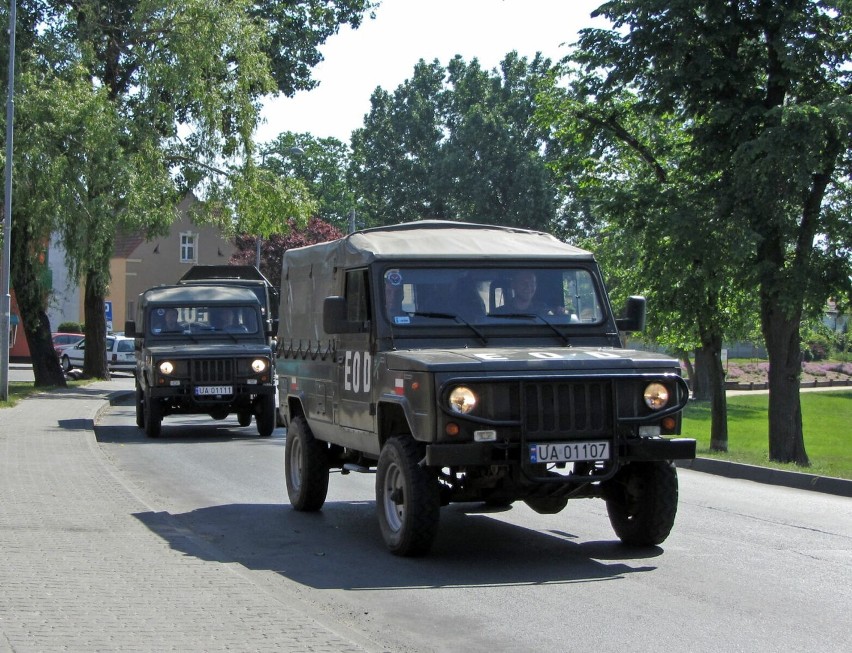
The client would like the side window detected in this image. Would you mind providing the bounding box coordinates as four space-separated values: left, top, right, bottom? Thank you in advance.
345 269 370 323
180 232 197 263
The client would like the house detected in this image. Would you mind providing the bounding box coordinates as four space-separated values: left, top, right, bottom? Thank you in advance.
119 193 237 330
38 192 236 347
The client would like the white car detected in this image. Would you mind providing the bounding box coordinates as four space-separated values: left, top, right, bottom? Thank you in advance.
61 335 136 373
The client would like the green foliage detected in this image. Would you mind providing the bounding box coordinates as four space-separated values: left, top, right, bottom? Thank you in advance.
57 323 84 333
350 53 562 230
260 132 356 232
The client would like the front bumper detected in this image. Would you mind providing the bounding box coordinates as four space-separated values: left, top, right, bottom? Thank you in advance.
424 436 696 468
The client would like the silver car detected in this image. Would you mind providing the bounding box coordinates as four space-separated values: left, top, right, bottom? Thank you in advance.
61 335 136 373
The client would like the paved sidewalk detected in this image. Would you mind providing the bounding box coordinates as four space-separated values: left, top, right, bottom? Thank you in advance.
0 379 376 653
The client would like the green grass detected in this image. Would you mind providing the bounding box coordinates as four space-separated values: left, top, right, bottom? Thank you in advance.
0 380 93 409
682 390 852 480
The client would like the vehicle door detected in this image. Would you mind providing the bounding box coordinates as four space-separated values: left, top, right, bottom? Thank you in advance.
336 268 375 436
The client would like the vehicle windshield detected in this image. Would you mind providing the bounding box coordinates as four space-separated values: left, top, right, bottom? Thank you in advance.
381 267 605 326
148 305 260 336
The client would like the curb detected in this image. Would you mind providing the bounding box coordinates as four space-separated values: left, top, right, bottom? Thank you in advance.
676 458 852 498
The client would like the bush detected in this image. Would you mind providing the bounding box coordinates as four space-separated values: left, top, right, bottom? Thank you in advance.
57 322 84 333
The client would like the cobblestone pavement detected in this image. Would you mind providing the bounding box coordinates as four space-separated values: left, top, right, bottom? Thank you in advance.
0 380 377 653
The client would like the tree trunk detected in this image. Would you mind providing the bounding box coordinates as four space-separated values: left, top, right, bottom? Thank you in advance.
696 335 728 452
762 299 808 465
691 347 712 401
83 271 110 379
10 216 66 388
678 352 695 396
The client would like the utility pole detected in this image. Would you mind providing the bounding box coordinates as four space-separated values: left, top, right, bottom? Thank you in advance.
1 0 17 401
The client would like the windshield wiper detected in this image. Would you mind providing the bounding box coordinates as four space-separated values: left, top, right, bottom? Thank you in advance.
411 311 488 346
489 313 570 346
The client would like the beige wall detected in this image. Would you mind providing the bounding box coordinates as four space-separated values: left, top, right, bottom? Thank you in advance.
122 194 236 327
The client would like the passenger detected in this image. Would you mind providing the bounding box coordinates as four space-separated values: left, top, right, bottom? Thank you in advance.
210 308 246 332
163 308 181 331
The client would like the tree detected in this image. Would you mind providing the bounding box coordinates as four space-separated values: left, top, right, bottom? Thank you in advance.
260 132 356 232
1 0 374 385
350 53 563 230
231 217 343 291
566 0 852 464
537 83 756 451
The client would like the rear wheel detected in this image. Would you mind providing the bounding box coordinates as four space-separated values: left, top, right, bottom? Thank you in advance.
605 461 679 546
256 394 276 437
376 437 440 557
237 411 252 427
285 416 329 511
61 355 72 372
143 394 162 439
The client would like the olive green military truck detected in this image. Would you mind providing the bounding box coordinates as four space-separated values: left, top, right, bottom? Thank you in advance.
126 285 277 438
277 221 695 556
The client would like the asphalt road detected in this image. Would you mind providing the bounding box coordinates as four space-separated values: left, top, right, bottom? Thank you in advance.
94 396 852 653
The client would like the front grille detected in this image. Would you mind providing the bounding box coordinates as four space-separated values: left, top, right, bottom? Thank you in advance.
522 381 611 438
192 359 234 384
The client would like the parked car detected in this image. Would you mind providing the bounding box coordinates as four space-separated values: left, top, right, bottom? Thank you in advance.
60 335 136 373
52 332 84 356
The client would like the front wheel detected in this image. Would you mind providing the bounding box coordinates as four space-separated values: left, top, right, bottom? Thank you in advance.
605 461 679 546
256 394 276 437
284 416 329 511
135 384 145 428
376 437 440 557
61 355 72 372
143 394 162 439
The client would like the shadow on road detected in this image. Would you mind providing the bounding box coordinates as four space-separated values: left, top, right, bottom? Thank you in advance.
133 500 661 592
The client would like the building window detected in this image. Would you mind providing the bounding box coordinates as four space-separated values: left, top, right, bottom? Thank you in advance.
180 232 197 263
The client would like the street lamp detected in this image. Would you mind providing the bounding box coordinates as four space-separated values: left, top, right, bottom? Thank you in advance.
255 145 304 270
1 1 17 401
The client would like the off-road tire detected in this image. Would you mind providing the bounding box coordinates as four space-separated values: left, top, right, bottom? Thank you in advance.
285 416 329 511
143 393 162 439
135 385 145 428
605 461 678 546
256 394 276 437
237 411 252 427
376 437 440 557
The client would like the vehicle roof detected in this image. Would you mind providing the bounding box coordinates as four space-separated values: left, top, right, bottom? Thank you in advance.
283 220 593 269
140 285 261 305
178 265 272 285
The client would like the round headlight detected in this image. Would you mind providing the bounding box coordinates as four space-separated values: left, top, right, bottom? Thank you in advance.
643 383 670 410
159 361 174 375
448 386 477 414
251 359 268 373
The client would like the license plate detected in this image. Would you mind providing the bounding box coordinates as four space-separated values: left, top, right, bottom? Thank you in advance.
194 385 233 396
530 440 610 463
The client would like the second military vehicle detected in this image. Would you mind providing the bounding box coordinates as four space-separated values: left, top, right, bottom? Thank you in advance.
126 285 277 438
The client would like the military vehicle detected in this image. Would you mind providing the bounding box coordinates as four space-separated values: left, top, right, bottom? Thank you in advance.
126 284 277 438
276 221 695 556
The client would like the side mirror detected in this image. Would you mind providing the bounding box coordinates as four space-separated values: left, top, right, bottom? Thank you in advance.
323 296 365 334
124 320 137 338
268 318 279 338
615 296 646 332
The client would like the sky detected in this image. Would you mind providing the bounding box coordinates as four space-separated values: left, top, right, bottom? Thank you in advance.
255 0 605 145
